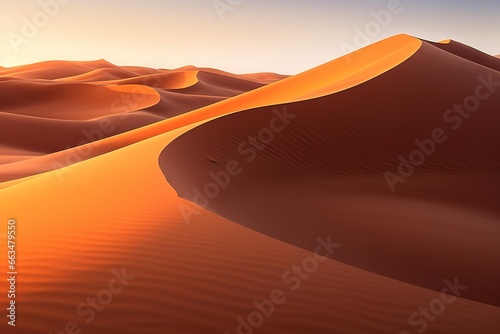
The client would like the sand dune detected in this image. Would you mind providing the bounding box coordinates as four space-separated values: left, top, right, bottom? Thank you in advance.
0 120 498 334
58 70 200 90
144 90 226 118
0 62 281 168
54 66 152 83
160 37 500 306
179 71 270 97
0 81 160 120
239 72 289 84
0 111 165 158
428 39 500 72
0 35 419 181
0 34 499 333
196 67 289 85
0 59 117 80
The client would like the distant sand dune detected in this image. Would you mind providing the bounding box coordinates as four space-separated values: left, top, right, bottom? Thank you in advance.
54 66 153 83
0 59 117 80
57 69 200 90
0 62 281 168
0 81 160 120
428 39 500 72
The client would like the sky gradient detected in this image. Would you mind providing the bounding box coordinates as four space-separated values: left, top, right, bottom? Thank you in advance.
1 0 499 74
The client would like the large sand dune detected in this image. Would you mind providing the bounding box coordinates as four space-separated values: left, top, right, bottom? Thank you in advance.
161 38 500 306
0 34 498 333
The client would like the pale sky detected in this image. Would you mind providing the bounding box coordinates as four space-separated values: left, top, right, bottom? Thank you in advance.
1 0 499 74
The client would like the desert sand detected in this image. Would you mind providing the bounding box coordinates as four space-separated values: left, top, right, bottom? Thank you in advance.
0 34 499 333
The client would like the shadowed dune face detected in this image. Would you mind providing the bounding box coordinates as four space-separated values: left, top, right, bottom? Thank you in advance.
428 39 500 72
0 59 117 80
0 81 161 120
160 40 500 306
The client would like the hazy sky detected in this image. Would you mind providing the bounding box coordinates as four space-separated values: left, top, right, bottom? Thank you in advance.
1 0 499 74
